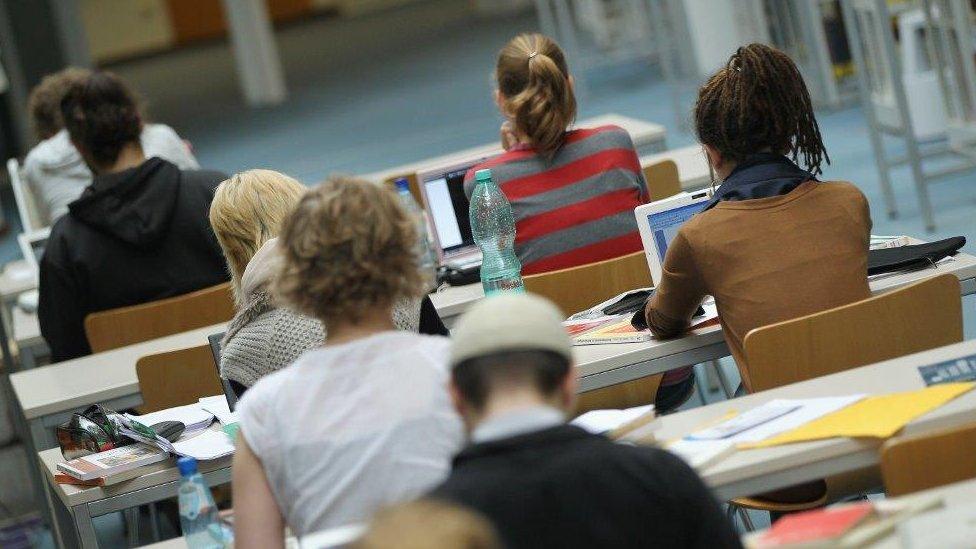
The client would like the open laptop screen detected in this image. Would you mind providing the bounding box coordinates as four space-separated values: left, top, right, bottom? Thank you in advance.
424 167 475 254
647 201 708 263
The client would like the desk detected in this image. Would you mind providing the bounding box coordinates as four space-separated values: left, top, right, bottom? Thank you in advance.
743 477 976 548
12 305 46 370
362 113 667 184
39 446 232 549
625 339 976 502
640 144 713 192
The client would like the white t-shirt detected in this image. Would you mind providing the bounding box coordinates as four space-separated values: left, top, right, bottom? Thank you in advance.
236 331 463 536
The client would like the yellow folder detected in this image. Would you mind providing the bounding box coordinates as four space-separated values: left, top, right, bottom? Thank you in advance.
740 382 975 449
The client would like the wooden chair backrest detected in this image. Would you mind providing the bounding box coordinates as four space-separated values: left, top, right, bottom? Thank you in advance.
642 159 682 202
523 251 652 316
743 274 962 392
85 282 235 353
881 421 976 497
524 251 660 412
136 344 224 413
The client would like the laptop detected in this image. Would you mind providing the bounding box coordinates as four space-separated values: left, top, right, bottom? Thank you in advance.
18 227 50 272
208 332 239 411
634 190 711 285
415 156 489 269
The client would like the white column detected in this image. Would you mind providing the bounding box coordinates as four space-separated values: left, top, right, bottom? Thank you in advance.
221 0 287 106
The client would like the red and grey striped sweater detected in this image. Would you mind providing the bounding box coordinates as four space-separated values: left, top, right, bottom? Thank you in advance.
464 125 647 276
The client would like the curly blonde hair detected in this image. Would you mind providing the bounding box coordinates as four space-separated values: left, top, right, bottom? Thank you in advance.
274 176 424 323
209 169 306 301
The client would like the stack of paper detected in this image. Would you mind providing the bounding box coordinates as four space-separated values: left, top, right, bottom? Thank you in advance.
572 405 655 435
127 404 215 434
667 439 735 471
171 430 235 461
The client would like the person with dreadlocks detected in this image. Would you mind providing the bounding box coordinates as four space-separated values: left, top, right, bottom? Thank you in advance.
644 43 872 392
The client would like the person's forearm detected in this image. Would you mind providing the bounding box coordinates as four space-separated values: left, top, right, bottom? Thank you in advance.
644 306 690 339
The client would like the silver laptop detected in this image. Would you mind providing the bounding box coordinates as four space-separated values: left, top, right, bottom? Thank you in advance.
416 156 488 268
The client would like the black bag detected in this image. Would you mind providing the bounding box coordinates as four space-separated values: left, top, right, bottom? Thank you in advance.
867 237 966 276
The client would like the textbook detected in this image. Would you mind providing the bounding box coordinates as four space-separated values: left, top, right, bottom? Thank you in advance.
566 302 720 345
754 502 875 547
57 443 169 481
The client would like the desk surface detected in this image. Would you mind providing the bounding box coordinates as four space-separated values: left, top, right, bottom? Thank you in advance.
40 445 233 510
626 339 976 501
12 249 976 424
640 144 712 191
743 477 976 547
362 113 666 183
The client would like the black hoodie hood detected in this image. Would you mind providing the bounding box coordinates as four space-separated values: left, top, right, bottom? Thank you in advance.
68 157 182 249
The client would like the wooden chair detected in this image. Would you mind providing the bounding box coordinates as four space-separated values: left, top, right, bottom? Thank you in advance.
523 251 664 414
743 274 963 393
642 159 682 202
880 422 976 497
731 274 963 522
136 344 224 413
84 282 235 353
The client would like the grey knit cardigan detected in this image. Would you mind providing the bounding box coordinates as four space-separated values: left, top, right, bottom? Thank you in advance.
218 239 420 388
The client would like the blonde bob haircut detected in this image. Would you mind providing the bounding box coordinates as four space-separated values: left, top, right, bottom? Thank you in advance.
209 169 306 301
274 176 424 324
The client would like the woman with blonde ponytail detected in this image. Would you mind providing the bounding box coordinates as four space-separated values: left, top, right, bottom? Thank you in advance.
464 33 648 276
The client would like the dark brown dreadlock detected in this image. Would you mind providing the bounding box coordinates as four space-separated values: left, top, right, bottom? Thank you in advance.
694 43 830 175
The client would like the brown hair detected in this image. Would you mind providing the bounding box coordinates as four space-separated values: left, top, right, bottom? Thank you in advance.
28 67 92 141
694 43 829 175
60 71 143 168
496 33 577 157
209 169 306 301
274 176 424 324
354 499 502 549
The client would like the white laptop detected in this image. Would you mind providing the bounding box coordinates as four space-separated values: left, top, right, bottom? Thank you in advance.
634 190 711 285
18 227 50 272
416 155 489 269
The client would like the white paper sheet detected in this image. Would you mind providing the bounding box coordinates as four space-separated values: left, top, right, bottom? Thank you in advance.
172 430 235 461
667 439 735 470
199 395 239 426
571 405 654 434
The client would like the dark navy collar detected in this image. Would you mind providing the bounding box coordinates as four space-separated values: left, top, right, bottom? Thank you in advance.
703 153 817 211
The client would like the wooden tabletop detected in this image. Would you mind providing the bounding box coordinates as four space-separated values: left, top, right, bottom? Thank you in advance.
625 339 976 501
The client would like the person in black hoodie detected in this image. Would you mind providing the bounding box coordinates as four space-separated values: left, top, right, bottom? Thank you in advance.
38 71 229 362
431 293 742 549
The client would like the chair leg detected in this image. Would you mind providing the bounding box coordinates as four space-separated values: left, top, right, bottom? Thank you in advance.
737 507 756 532
123 507 140 547
149 503 161 542
693 364 708 405
711 360 735 399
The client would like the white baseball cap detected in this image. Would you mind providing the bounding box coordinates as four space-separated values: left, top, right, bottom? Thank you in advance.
450 293 572 367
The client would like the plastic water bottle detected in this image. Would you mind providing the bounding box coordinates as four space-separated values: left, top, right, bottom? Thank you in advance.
395 178 438 291
469 169 524 295
177 457 225 549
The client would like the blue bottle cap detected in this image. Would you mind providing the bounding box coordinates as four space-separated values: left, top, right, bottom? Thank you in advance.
475 169 493 183
177 456 198 476
393 177 410 192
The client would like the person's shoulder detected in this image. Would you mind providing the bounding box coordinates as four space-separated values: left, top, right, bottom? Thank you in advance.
399 332 452 361
141 123 181 141
179 166 228 190
818 180 867 200
578 124 635 148
23 131 77 171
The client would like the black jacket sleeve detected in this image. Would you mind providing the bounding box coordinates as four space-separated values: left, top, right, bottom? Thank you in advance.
38 255 91 362
418 295 449 336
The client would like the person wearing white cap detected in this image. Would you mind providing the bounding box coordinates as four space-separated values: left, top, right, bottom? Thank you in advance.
430 293 741 549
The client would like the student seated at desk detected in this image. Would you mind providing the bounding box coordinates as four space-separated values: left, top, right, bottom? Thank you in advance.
209 170 448 396
465 33 696 408
644 44 872 391
233 177 463 544
463 33 647 275
23 67 199 225
38 71 229 362
430 293 741 549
